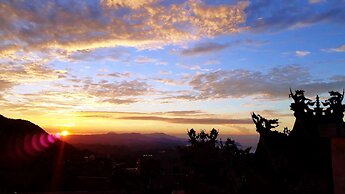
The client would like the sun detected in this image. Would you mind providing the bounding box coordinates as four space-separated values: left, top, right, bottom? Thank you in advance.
61 130 69 137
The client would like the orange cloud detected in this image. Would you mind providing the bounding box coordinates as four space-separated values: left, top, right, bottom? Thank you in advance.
0 63 67 83
100 0 157 9
0 0 247 54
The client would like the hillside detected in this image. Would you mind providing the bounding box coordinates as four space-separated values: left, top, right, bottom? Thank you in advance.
0 114 83 192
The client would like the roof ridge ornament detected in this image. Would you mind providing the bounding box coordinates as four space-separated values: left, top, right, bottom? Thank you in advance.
289 89 345 122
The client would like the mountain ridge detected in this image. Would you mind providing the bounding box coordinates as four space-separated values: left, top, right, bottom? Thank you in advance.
64 131 187 147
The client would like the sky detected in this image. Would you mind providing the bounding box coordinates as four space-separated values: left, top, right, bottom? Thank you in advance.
0 0 345 136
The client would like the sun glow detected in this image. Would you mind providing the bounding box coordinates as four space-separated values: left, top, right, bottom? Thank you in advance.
61 130 69 137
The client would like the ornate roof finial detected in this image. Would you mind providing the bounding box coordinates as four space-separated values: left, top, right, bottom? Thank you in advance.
316 95 321 109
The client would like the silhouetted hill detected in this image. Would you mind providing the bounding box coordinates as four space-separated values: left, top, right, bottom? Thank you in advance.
64 132 187 148
0 114 85 192
0 114 78 159
0 114 52 165
0 114 46 136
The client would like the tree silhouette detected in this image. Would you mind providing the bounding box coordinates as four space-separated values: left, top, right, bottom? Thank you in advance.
181 129 253 194
187 128 219 148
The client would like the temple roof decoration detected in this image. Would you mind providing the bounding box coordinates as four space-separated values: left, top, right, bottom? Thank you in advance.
289 89 345 122
251 112 279 134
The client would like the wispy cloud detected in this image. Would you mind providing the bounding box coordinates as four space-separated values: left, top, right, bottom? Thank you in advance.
100 0 157 9
325 44 345 52
84 79 152 104
295 50 311 57
180 42 230 56
134 56 166 65
309 0 325 4
97 72 131 78
0 80 14 91
179 39 267 56
163 64 345 101
159 70 172 75
79 110 210 118
0 80 14 100
77 110 252 126
67 48 129 62
101 98 139 105
0 63 67 83
154 78 185 86
118 116 253 125
245 0 345 32
176 63 210 72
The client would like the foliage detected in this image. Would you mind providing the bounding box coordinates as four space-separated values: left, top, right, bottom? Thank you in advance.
181 128 253 193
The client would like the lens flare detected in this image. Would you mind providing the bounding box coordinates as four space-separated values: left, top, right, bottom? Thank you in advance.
24 134 36 156
55 133 61 139
48 134 56 143
40 133 49 148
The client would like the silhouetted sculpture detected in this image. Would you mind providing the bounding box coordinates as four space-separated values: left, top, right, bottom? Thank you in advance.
251 112 279 134
289 89 314 116
289 89 345 123
251 89 345 194
323 90 345 120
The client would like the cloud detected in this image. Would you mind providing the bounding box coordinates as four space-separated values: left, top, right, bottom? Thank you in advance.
118 116 253 125
159 70 172 75
245 0 345 32
204 60 221 65
0 80 14 91
78 110 209 117
180 42 230 56
176 63 210 71
0 79 14 100
97 72 131 78
295 50 311 57
101 98 138 104
163 110 207 116
154 78 185 86
0 44 20 56
78 79 153 105
1 75 153 111
0 0 246 54
100 0 157 9
67 48 129 62
326 44 345 52
309 0 325 4
1 90 95 113
160 94 199 102
163 64 345 101
254 109 291 118
179 39 266 56
77 110 252 127
0 63 68 83
134 56 166 65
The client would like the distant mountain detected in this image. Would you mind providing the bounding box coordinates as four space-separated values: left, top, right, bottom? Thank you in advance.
64 132 187 148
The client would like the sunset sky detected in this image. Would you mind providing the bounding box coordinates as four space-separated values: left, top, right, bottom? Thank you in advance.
1 0 345 136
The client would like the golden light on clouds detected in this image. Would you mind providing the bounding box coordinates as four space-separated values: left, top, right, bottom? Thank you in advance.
0 0 246 54
1 0 344 136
